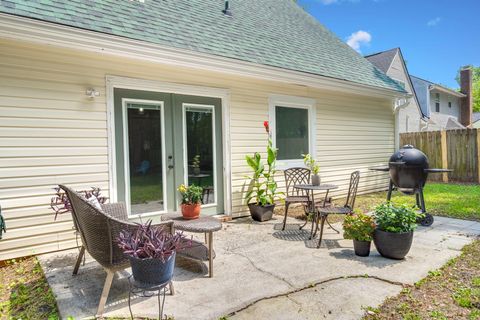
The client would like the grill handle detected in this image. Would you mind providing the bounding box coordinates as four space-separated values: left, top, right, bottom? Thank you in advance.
389 161 406 166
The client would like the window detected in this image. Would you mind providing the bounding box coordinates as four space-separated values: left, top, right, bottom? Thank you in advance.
269 95 315 164
448 102 452 108
435 93 440 112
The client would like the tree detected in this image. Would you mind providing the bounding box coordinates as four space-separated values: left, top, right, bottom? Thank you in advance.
456 65 480 112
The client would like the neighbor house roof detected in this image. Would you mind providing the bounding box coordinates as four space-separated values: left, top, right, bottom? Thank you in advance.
0 0 405 92
473 112 480 123
364 48 399 73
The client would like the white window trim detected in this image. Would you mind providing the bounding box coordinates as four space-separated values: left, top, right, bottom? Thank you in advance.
268 94 316 170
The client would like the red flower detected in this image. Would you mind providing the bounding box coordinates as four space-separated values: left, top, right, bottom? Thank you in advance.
263 121 269 133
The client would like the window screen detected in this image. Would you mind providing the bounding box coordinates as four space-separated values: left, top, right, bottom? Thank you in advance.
275 106 309 160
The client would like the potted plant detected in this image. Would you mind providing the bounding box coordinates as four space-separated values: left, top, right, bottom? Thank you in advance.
342 213 376 257
178 184 203 220
373 202 423 260
245 121 283 222
192 155 201 175
117 220 188 284
302 154 320 186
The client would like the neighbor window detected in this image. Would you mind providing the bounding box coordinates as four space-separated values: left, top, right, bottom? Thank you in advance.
435 93 440 112
269 95 315 163
449 102 452 108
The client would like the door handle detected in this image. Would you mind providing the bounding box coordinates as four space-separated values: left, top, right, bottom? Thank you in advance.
168 164 174 169
168 155 174 169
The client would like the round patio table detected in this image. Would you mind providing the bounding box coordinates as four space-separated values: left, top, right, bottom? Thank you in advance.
293 184 339 240
161 213 222 277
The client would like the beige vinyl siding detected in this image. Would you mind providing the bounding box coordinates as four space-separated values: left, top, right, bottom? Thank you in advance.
0 38 393 260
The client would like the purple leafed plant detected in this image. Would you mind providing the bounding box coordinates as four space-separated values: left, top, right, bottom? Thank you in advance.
50 186 108 221
117 220 190 261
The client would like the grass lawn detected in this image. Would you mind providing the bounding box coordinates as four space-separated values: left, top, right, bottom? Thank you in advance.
0 257 59 319
353 183 480 221
363 239 480 320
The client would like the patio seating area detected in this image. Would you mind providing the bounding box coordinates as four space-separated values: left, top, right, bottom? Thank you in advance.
39 215 480 319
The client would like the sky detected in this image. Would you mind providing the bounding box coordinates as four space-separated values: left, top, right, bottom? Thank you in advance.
297 0 480 89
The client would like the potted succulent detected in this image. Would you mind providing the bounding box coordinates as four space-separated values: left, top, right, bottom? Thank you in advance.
245 121 283 222
117 220 188 284
342 213 376 257
373 202 424 260
178 184 203 220
302 154 320 186
192 155 201 175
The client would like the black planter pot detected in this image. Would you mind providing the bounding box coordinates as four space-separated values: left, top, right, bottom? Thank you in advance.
353 240 371 257
248 203 275 222
129 252 176 285
373 229 413 260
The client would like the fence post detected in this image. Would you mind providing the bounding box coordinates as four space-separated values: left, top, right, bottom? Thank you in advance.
440 130 448 183
477 129 480 184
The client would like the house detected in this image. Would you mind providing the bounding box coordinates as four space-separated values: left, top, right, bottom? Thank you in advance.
473 113 480 128
366 48 473 132
410 75 472 131
365 48 425 133
0 0 407 259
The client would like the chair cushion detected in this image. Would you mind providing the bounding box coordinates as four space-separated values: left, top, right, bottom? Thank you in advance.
86 195 104 212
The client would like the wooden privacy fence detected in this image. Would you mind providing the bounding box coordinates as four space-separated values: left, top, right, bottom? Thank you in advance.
400 129 480 183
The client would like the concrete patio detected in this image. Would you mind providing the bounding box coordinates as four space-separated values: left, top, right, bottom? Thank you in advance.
39 215 480 320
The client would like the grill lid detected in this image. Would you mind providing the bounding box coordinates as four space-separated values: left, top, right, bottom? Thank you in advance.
389 144 429 168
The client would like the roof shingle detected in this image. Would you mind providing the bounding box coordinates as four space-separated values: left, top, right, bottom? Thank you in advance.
0 0 405 92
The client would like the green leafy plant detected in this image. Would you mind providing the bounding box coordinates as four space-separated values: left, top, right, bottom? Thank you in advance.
177 184 203 205
343 213 376 242
245 121 283 206
302 153 319 174
373 202 423 233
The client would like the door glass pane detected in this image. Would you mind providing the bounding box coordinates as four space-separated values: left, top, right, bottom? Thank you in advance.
275 106 309 160
185 105 215 205
126 103 164 214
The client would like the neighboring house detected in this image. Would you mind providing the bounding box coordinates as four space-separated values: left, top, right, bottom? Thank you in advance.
365 48 425 133
0 0 407 259
366 48 473 132
410 75 471 131
473 113 480 128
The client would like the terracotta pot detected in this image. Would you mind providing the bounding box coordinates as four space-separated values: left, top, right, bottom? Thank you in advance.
181 203 201 220
248 203 275 222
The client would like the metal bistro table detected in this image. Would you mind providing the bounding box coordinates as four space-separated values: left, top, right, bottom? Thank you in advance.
293 184 339 239
128 275 170 320
161 213 222 277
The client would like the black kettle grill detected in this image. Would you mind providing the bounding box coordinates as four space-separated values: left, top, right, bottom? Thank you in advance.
371 145 452 226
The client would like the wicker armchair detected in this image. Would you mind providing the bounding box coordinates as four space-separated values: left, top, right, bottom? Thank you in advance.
314 171 360 248
59 185 174 316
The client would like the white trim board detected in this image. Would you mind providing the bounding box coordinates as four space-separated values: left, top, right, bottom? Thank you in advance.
0 13 408 100
106 76 232 216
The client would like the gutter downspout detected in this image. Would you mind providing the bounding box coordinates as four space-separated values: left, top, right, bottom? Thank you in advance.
394 96 412 150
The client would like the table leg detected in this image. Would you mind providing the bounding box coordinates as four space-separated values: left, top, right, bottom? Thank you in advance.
208 231 213 278
322 189 340 234
308 190 317 240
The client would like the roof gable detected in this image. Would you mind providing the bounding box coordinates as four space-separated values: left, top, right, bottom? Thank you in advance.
0 0 405 92
365 48 399 73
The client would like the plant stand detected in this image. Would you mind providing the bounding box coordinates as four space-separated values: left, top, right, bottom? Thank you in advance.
127 275 172 320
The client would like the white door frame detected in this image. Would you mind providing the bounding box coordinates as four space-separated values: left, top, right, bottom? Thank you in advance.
106 75 232 216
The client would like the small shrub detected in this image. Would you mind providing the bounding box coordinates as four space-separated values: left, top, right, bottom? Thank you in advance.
373 202 423 233
342 213 376 242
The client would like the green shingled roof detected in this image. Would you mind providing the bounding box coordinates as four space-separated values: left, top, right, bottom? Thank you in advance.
0 0 405 92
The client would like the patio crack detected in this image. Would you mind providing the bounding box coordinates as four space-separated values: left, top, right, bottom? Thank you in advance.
226 274 404 317
225 248 297 289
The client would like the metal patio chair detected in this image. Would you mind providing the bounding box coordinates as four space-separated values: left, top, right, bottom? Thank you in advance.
282 167 311 230
59 185 174 317
314 171 360 248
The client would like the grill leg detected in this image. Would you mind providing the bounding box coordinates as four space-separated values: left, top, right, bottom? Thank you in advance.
415 193 420 209
386 179 394 201
418 189 426 213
